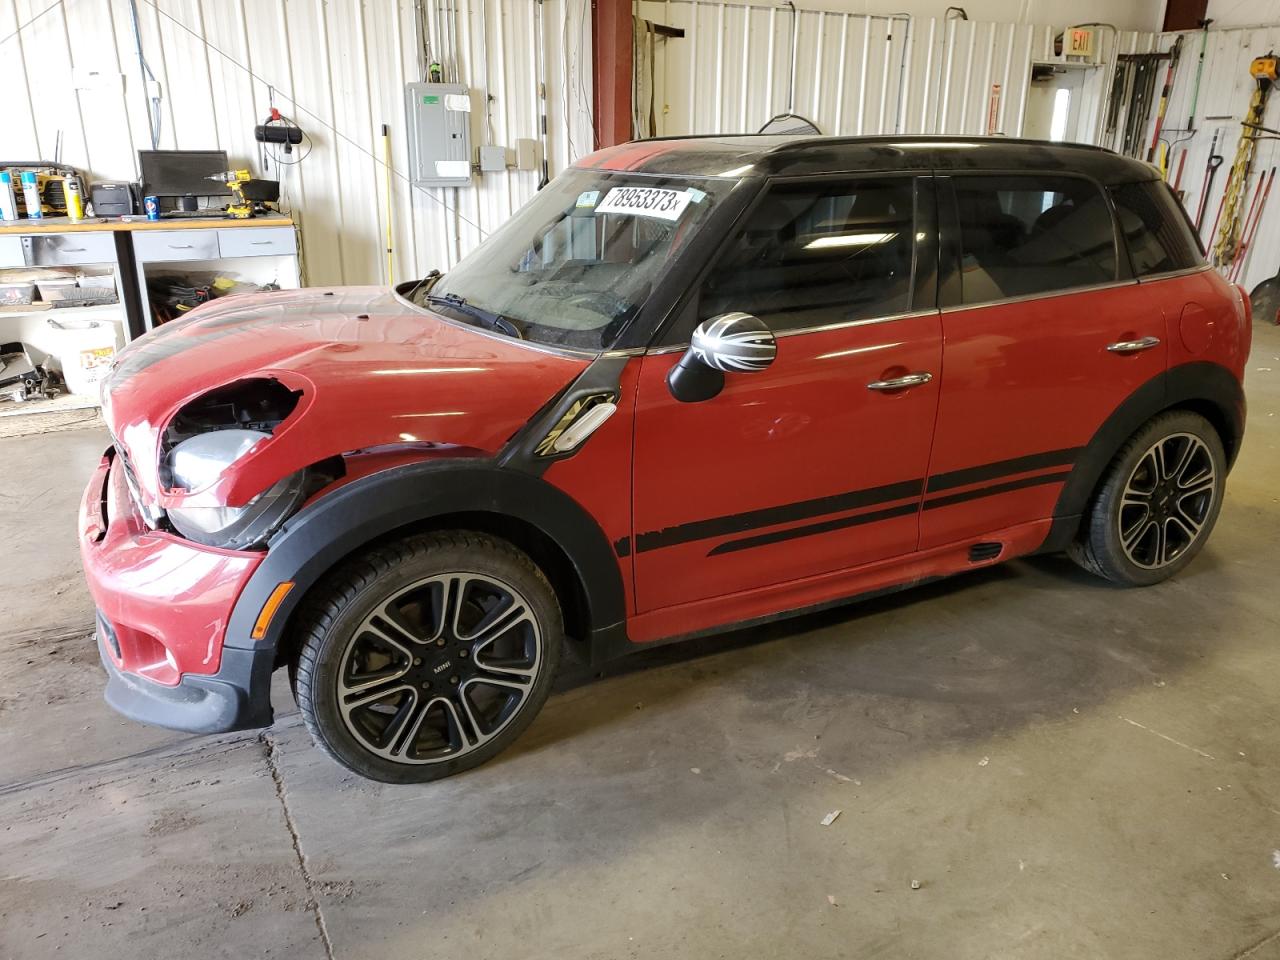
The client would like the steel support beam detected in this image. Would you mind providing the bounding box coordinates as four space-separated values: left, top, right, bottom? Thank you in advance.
592 0 633 148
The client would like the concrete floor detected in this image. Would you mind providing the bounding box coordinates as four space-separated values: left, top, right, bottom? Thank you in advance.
2 326 1280 960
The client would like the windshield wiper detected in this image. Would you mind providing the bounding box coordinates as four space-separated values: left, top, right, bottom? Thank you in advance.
425 293 524 340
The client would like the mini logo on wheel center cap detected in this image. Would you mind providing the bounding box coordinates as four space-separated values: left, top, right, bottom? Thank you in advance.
432 660 452 674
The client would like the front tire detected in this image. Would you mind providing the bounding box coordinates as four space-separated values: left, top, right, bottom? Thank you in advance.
292 531 563 783
1070 411 1225 586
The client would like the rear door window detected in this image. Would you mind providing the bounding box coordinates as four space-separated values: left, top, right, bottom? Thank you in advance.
1109 180 1204 277
953 175 1117 304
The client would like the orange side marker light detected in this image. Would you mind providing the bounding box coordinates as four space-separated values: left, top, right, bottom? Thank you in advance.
252 581 295 640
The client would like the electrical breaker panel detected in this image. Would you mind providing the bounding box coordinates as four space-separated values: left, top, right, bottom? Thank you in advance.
405 82 473 187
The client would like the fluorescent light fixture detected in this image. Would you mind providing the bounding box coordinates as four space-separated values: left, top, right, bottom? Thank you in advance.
719 164 755 177
804 232 896 249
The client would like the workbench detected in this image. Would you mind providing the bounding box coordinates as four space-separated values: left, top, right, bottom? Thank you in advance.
0 213 300 345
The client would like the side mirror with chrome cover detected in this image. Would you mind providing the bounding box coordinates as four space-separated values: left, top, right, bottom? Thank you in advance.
666 312 777 403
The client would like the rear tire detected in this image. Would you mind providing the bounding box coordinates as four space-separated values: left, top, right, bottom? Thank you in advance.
1069 411 1225 586
291 531 563 783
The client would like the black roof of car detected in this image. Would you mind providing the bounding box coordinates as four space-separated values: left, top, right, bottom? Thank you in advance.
579 135 1159 186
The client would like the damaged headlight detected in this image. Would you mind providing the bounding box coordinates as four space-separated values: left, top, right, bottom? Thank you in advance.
165 429 307 550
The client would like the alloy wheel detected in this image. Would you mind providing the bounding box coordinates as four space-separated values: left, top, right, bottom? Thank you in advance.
335 573 542 764
1117 432 1216 570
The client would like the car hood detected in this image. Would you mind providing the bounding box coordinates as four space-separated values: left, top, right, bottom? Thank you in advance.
102 286 590 507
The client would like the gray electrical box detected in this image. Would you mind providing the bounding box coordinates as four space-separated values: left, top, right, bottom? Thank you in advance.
478 144 509 173
405 82 473 186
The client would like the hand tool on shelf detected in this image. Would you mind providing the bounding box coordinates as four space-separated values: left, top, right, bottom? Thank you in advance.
205 169 254 219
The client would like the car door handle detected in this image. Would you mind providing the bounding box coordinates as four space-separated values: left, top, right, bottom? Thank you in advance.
867 372 933 391
1106 336 1161 354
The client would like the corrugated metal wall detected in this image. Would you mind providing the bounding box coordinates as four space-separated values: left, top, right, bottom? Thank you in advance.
634 2 1151 142
636 2 1280 293
0 0 594 286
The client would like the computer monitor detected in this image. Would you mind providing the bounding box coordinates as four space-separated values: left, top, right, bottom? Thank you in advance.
138 150 231 200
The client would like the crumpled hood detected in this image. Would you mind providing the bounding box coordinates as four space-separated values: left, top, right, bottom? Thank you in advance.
103 286 589 507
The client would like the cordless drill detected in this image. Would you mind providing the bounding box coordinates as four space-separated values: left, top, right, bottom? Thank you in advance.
206 169 254 219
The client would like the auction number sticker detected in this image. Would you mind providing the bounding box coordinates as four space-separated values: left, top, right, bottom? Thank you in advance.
595 186 694 221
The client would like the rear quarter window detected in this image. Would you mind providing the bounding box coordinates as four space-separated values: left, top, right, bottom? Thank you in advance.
1109 181 1204 277
953 175 1117 304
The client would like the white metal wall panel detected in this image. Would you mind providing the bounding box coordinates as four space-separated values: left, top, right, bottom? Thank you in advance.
634 3 1147 142
634 4 1280 291
1 0 594 286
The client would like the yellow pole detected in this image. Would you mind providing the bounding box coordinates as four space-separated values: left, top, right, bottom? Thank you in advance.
382 123 394 286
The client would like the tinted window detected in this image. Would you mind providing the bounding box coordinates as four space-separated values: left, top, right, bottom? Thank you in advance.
697 178 916 333
954 175 1117 304
1110 180 1203 276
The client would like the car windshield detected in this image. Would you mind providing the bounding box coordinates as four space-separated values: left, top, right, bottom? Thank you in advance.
406 170 735 350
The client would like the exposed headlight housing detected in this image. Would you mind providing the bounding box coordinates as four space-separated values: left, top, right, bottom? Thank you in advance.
165 429 307 550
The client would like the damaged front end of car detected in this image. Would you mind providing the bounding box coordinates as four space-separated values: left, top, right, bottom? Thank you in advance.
114 376 344 552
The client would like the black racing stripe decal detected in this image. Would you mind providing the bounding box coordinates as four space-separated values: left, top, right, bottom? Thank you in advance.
707 501 921 556
922 470 1073 510
926 447 1082 493
633 478 925 554
614 536 632 558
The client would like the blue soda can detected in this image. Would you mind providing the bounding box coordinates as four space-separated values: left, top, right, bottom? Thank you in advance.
144 195 160 220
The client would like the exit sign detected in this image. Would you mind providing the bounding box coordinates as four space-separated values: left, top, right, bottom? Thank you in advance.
1068 28 1095 57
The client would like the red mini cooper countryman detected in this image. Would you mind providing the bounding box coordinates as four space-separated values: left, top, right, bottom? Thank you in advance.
80 136 1250 782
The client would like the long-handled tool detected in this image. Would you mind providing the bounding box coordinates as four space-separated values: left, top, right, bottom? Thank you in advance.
1229 166 1275 283
1172 149 1188 197
1104 59 1130 144
1147 35 1185 163
1194 129 1223 231
1212 54 1278 266
1186 19 1213 131
1121 55 1166 157
1121 51 1172 156
1226 170 1268 276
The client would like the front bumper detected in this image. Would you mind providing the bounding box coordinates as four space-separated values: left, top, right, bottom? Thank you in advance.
80 447 275 733
97 613 275 733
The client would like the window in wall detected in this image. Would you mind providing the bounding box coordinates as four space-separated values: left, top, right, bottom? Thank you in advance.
1109 180 1204 277
953 175 1117 304
697 178 917 334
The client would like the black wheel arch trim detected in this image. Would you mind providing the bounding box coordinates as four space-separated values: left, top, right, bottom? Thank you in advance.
1041 361 1243 552
224 459 628 666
